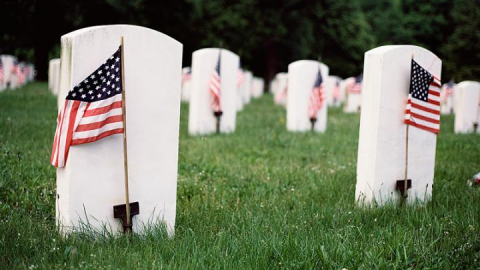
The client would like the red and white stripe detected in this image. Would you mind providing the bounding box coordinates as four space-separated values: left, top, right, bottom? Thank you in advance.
51 94 123 167
181 73 191 85
308 85 325 118
348 82 362 94
405 77 441 134
209 69 221 112
441 84 454 103
0 62 4 83
237 69 244 87
275 85 288 104
333 83 341 99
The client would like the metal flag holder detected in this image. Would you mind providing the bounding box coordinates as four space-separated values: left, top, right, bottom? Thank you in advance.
474 99 480 133
113 36 139 233
310 117 317 131
214 110 223 134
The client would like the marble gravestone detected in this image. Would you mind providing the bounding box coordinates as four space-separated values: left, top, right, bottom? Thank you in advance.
1 55 17 90
440 83 455 115
236 74 245 112
181 67 192 102
49 59 61 95
56 25 182 236
286 60 329 132
48 58 61 97
273 73 288 106
189 48 239 135
343 77 362 113
325 75 342 107
28 64 35 81
269 77 277 96
356 45 442 206
251 77 264 98
242 71 253 105
454 81 480 134
48 59 55 91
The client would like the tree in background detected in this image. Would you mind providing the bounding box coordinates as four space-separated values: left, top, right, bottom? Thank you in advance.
0 0 477 83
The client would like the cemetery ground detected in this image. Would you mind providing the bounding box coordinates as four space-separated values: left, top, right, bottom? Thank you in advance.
1 83 479 269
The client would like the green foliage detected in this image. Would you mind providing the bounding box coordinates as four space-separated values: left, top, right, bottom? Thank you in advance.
440 0 480 81
1 84 480 269
0 0 478 85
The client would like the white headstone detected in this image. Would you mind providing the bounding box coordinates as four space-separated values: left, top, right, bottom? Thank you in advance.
181 67 192 102
273 73 288 106
28 64 35 81
251 77 264 98
188 48 239 135
440 83 455 115
286 60 329 132
325 75 342 107
356 45 442 205
454 81 480 134
50 59 61 98
56 25 182 236
242 71 253 105
236 70 245 111
49 59 60 94
269 77 277 94
1 55 17 90
343 77 362 113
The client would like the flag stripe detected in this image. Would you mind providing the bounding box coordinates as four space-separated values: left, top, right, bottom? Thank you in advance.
73 121 124 140
71 128 124 145
79 108 122 125
83 100 122 117
76 115 123 132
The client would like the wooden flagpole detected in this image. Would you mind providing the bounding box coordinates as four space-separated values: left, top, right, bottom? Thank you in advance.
404 123 409 199
120 36 131 231
403 55 414 201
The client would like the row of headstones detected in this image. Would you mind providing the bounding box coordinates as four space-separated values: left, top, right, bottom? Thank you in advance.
0 55 35 91
181 66 264 104
51 25 479 237
49 49 265 136
269 61 479 134
48 58 61 95
271 71 363 113
183 49 265 135
440 81 480 133
268 61 362 132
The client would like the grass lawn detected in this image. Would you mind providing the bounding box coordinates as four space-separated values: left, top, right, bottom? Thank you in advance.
1 82 479 269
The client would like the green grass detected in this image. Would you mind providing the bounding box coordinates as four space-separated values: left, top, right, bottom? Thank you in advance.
1 83 479 269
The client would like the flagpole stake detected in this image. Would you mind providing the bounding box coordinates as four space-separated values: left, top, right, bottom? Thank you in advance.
113 36 139 234
214 111 223 134
310 117 316 131
396 124 412 202
396 54 415 205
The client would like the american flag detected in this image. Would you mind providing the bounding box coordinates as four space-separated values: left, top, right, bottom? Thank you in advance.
12 61 22 84
308 68 325 119
51 47 124 168
276 84 288 104
237 62 244 87
181 67 191 85
405 59 441 134
18 66 26 85
209 51 222 113
0 58 4 83
348 75 362 94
